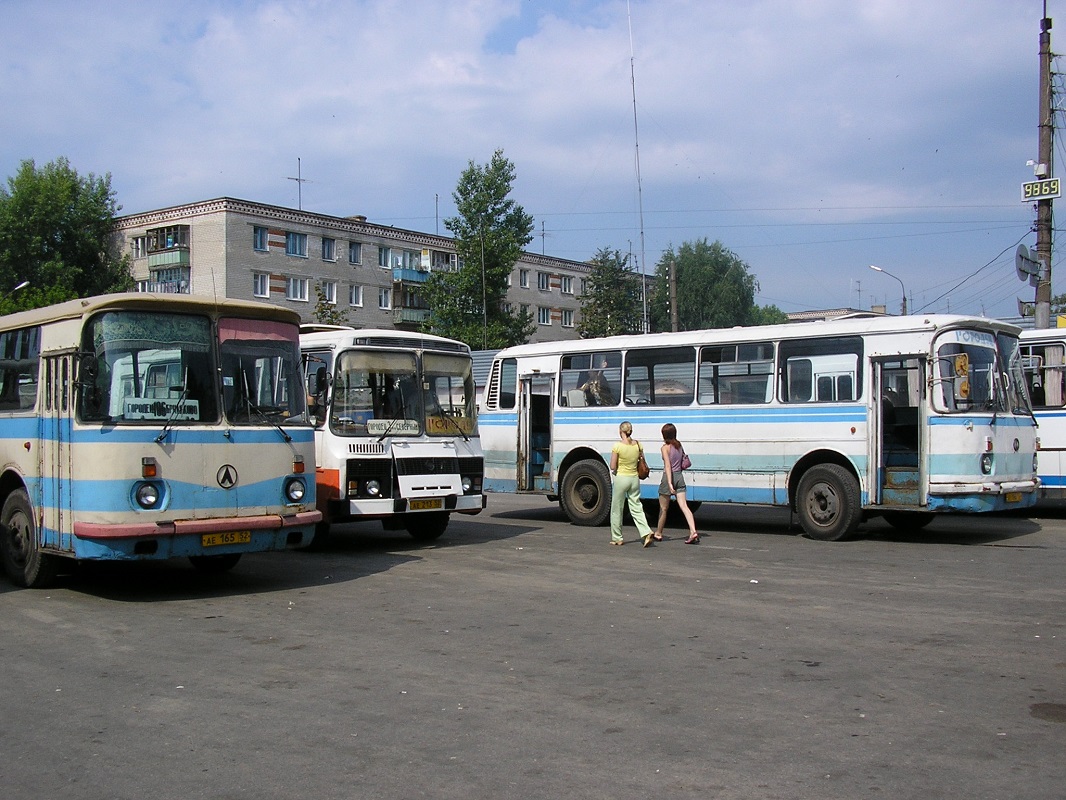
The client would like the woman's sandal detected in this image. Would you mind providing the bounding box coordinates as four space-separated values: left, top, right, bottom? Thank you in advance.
610 540 624 546
652 533 664 541
684 533 700 544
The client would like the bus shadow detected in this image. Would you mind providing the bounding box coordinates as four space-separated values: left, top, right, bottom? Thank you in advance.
861 513 1044 546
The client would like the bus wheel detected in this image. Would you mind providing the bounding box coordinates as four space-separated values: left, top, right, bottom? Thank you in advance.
408 512 449 542
560 459 611 527
796 464 861 542
881 511 934 531
188 553 242 573
1 489 58 588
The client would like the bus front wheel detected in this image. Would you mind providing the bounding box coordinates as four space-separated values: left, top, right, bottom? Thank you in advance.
407 512 449 541
560 459 611 526
1 489 59 588
796 464 861 542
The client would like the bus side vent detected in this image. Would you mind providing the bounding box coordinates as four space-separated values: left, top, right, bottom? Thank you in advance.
348 442 387 455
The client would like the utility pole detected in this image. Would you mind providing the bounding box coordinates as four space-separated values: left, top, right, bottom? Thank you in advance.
1035 11 1055 329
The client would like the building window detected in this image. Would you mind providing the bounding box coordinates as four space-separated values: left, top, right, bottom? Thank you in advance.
562 309 574 328
286 277 309 301
520 269 529 288
538 272 551 291
322 237 336 261
502 302 513 314
349 241 362 264
131 236 148 259
253 272 269 298
538 306 552 325
378 287 392 310
580 278 588 295
286 232 307 258
520 303 530 316
378 247 391 268
253 227 268 251
349 285 363 307
321 280 337 304
560 276 573 295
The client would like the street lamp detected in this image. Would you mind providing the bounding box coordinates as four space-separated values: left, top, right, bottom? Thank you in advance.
869 265 907 315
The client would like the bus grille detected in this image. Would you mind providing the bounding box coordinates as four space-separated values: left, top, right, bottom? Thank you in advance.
395 456 459 476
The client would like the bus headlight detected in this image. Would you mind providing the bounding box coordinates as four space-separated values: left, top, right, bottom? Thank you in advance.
461 475 473 493
980 453 993 475
366 479 381 497
135 481 162 509
284 477 307 503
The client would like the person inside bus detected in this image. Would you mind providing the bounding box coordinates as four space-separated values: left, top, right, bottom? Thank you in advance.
651 423 700 544
580 358 616 406
609 420 654 547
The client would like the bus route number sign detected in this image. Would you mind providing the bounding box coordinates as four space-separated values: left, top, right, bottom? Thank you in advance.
1021 178 1061 201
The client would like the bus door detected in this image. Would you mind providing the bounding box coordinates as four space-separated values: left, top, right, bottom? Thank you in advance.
517 374 554 492
38 352 76 552
872 357 926 508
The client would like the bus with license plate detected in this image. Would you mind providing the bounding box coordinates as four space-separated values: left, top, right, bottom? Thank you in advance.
1019 327 1066 503
0 293 320 587
479 314 1038 540
300 326 485 543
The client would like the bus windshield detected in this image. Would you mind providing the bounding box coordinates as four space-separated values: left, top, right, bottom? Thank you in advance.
79 311 219 423
933 329 1012 413
423 352 477 437
219 317 306 425
330 350 422 436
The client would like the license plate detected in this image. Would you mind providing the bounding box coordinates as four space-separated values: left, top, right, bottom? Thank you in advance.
409 498 443 511
202 531 251 547
1005 492 1023 503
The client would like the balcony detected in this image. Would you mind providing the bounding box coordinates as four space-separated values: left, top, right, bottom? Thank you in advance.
393 308 430 324
393 267 429 283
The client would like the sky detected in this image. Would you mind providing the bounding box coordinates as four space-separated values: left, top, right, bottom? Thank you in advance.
0 0 1057 321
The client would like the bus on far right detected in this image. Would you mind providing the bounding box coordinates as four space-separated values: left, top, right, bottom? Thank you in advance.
1021 327 1066 504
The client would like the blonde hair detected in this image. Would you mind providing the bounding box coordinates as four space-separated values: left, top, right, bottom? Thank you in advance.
619 421 633 435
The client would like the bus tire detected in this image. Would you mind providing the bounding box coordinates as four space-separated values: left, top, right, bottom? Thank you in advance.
407 511 449 541
796 464 861 542
881 511 934 531
1 489 59 588
188 553 242 573
560 459 612 527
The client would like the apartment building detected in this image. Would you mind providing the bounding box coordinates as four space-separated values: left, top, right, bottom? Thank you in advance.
111 197 590 344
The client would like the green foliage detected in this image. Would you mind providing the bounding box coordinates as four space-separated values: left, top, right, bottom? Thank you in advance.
749 303 789 326
422 149 535 349
313 283 349 326
0 157 131 314
649 239 760 331
577 247 645 337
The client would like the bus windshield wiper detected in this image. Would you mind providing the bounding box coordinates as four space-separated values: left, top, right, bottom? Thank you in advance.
434 409 469 442
240 371 291 442
155 373 191 444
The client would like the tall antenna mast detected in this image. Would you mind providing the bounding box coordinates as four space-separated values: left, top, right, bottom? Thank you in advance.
286 158 310 210
627 0 648 333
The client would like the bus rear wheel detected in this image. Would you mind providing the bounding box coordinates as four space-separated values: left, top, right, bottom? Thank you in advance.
407 511 449 542
1 489 59 588
560 459 611 526
189 553 242 573
796 464 861 542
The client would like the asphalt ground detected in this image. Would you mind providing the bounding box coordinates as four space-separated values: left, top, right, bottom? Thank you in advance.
1 495 1064 800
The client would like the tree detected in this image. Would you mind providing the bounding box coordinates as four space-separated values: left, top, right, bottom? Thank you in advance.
649 239 761 331
313 283 348 326
577 247 645 337
422 149 535 349
749 303 789 326
0 157 131 314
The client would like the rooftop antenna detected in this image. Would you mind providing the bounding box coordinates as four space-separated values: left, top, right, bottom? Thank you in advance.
627 0 648 333
286 158 311 210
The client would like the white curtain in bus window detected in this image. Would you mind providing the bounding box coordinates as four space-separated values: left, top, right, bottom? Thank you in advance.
624 347 695 406
0 326 41 412
1024 343 1064 408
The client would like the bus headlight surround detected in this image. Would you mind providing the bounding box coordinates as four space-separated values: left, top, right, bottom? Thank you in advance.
134 481 163 509
980 453 993 475
284 477 307 503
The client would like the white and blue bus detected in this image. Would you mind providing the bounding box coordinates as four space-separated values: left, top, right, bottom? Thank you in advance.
0 293 320 587
480 314 1038 540
1020 327 1066 503
301 327 485 543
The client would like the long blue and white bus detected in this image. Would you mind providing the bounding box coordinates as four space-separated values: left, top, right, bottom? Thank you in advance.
1020 327 1066 503
301 326 485 543
0 293 320 587
480 314 1038 540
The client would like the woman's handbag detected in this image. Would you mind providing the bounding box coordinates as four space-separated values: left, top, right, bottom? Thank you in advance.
680 449 692 471
636 447 651 480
